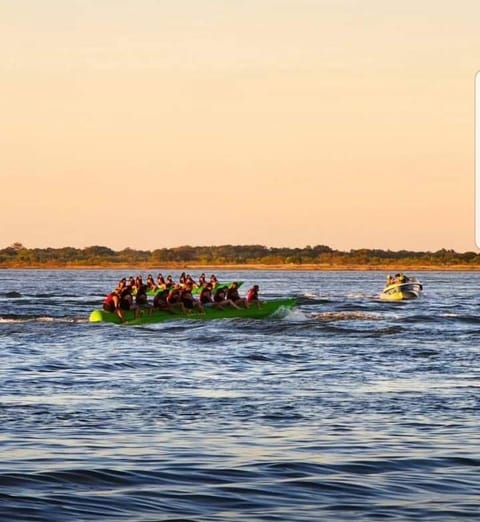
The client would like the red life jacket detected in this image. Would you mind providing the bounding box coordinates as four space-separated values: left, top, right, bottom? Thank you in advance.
167 289 180 304
103 292 117 312
104 293 115 306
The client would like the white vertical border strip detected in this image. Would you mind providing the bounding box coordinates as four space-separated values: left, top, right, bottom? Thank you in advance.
476 72 480 247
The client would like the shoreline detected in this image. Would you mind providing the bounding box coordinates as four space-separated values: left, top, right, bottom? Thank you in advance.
1 263 480 271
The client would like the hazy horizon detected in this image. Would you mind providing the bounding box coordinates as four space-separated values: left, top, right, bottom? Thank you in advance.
1 1 478 252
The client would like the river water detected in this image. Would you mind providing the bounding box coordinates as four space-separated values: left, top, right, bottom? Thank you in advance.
0 269 479 521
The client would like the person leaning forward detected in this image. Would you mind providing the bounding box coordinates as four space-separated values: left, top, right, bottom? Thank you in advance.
214 286 241 310
103 288 125 322
227 282 249 308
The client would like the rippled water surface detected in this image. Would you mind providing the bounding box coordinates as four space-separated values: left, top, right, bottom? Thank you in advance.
1 269 479 521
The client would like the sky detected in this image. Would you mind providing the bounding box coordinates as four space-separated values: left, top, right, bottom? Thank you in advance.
1 0 479 252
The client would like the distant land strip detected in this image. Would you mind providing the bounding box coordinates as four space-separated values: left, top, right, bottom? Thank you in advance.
1 243 479 270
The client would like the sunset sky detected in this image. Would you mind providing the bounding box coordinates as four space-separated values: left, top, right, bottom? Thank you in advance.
1 0 479 252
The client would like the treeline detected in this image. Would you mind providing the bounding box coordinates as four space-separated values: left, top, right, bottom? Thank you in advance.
1 243 479 268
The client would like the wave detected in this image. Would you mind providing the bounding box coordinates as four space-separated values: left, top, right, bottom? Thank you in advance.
0 315 87 324
311 311 382 322
296 296 333 305
346 292 379 299
0 291 23 298
0 455 478 521
440 314 480 324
